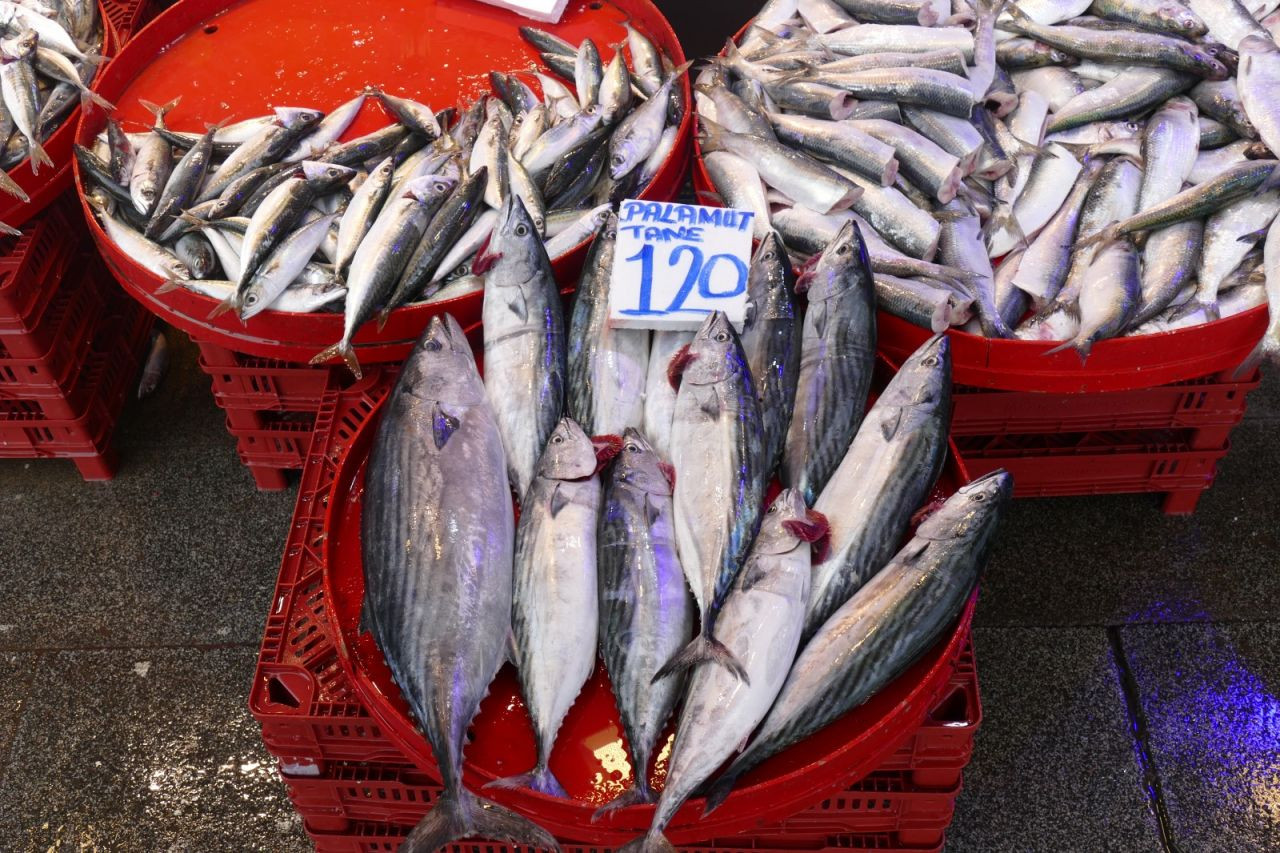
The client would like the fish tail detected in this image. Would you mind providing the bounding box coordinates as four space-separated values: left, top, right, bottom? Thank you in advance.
653 632 748 683
26 139 53 175
79 52 109 66
0 170 29 203
1233 339 1267 379
139 96 180 129
618 830 677 853
81 88 115 112
310 341 363 379
401 788 560 853
591 782 654 822
485 765 569 799
374 306 391 333
206 292 239 320
701 771 741 817
155 279 187 295
1041 334 1090 361
1076 224 1119 251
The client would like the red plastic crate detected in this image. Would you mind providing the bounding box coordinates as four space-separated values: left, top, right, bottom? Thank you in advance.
0 201 84 343
0 265 109 418
103 0 165 42
0 290 151 479
308 822 947 853
951 370 1260 442
954 429 1232 515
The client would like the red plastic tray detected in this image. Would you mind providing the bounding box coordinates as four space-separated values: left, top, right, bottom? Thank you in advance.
954 429 1233 515
0 201 85 342
0 4 116 231
76 0 692 365
690 122 1269 395
311 366 974 845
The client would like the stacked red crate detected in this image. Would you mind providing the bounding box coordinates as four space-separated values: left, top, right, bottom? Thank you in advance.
949 370 1261 514
250 377 984 853
0 202 152 479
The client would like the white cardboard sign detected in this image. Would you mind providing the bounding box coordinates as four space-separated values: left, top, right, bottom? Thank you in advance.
472 0 569 23
608 199 755 332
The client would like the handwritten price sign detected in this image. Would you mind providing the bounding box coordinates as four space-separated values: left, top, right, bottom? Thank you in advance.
608 200 755 331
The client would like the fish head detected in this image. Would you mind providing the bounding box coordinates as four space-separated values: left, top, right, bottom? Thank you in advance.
607 134 638 180
404 174 458 204
481 193 541 280
802 220 869 302
164 257 192 282
915 470 1012 546
755 488 829 559
1196 43 1235 78
1157 3 1207 39
537 418 618 481
1161 96 1198 123
275 107 324 132
177 234 216 278
1 29 37 60
370 156 396 183
747 230 796 321
615 428 673 496
403 314 486 405
300 161 357 192
1239 34 1278 60
239 281 271 322
682 311 749 387
878 333 952 412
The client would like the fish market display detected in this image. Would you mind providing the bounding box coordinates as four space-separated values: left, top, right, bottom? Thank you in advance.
698 0 1280 360
77 21 690 376
0 0 107 228
361 294 1005 849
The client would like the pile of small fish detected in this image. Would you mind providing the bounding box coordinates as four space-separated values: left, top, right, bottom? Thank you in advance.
75 21 689 376
0 0 107 228
361 205 1010 853
697 0 1280 361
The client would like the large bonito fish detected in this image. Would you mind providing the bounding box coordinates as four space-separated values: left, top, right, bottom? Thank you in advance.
360 314 558 853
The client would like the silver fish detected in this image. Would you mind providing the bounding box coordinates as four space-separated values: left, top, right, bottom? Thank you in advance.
479 194 567 498
741 231 801 476
783 221 876 506
361 314 558 853
594 429 694 816
619 488 822 853
664 311 766 678
490 418 613 798
642 330 691 462
704 469 1010 812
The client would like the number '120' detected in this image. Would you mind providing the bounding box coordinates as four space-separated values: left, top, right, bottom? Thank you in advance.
619 244 749 316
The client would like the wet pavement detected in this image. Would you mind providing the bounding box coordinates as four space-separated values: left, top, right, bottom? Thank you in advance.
0 330 1276 851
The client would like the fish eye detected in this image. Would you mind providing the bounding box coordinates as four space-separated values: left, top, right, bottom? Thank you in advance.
971 492 986 502
625 442 638 453
767 503 778 513
714 330 729 342
327 168 340 177
515 223 530 237
245 293 258 305
426 339 442 351
552 434 564 444
922 356 938 367
763 249 775 260
610 154 625 166
836 243 850 255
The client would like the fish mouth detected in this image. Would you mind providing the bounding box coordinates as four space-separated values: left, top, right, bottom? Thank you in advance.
471 234 503 274
589 434 624 473
783 508 831 563
794 254 821 293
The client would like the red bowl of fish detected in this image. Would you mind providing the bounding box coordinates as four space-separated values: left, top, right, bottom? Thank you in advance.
73 0 691 364
317 344 978 844
1 2 116 230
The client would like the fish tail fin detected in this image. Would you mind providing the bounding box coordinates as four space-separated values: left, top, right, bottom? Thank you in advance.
1237 227 1270 245
0 220 19 237
1076 224 1119 251
484 765 569 799
81 88 115 111
310 341 362 379
653 632 748 683
206 293 238 319
618 831 677 853
26 139 53 174
591 783 654 822
139 96 180 129
702 772 740 817
0 171 29 203
155 279 187 295
402 788 560 853
1041 334 1090 362
980 204 1022 247
1004 2 1032 26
